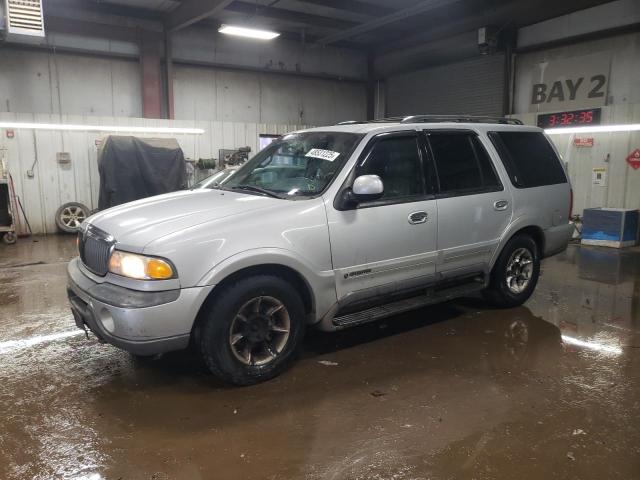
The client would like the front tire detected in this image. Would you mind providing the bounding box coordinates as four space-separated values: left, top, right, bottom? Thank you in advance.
197 275 306 386
483 234 540 308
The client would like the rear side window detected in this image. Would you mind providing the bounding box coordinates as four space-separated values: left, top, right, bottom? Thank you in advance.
427 132 501 194
489 131 567 188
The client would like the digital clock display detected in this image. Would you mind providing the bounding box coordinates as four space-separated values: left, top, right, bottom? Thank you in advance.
537 108 601 129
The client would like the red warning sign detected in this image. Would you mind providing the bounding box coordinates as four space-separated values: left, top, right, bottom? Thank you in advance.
627 149 640 170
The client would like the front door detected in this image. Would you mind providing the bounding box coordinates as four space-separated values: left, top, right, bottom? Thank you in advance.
425 130 512 277
326 132 438 303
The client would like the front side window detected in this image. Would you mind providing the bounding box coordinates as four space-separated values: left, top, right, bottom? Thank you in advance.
222 131 363 198
355 136 424 201
428 132 501 194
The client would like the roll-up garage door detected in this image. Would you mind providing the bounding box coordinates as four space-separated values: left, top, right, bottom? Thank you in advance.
386 54 506 117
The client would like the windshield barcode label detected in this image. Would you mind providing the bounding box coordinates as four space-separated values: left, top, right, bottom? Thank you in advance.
305 148 340 162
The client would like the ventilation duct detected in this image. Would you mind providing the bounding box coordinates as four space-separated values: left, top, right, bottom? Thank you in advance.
3 0 45 41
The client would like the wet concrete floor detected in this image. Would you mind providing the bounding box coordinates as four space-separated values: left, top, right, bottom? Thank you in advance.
0 235 639 479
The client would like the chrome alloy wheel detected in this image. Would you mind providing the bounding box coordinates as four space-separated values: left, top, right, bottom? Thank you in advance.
505 247 534 294
60 205 87 230
229 296 291 366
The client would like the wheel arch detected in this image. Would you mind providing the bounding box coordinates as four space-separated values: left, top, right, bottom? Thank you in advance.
205 263 314 315
491 223 545 270
192 248 337 338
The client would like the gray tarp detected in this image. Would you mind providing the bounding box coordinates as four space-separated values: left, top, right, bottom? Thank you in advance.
98 136 187 209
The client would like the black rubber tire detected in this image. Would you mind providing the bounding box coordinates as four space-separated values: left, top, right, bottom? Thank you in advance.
55 202 90 233
197 275 306 386
483 234 540 308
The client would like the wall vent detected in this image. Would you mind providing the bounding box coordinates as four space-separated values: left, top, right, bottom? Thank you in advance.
4 0 45 40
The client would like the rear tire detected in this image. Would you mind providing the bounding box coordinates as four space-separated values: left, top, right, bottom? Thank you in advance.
197 275 306 386
483 234 540 308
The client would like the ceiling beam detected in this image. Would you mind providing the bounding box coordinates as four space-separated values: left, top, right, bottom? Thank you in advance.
44 0 163 31
44 15 142 43
374 0 614 54
316 0 462 45
293 0 395 17
166 0 235 32
225 1 359 30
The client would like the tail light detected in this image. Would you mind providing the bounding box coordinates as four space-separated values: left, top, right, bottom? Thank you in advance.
569 188 574 218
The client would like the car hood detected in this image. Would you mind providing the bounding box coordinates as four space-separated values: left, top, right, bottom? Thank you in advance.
87 189 283 251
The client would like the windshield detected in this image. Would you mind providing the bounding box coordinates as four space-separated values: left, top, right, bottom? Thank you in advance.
193 169 236 189
222 131 362 198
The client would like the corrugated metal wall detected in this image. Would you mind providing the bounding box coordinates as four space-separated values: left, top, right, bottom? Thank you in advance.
512 104 640 216
0 112 310 234
385 55 506 117
173 65 366 125
0 48 367 126
0 49 142 117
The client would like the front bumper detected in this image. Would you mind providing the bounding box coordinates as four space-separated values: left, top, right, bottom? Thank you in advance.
67 257 212 355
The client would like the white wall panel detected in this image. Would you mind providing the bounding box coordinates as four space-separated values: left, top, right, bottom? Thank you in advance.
0 48 366 126
513 31 640 114
0 49 142 117
0 112 310 234
173 65 366 126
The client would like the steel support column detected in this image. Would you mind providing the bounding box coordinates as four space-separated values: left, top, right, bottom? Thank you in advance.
140 34 163 119
164 31 175 120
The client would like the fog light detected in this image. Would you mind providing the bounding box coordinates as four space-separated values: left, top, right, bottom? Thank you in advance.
98 308 115 333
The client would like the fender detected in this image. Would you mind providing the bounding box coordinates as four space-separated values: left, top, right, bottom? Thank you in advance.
489 216 544 270
197 247 337 322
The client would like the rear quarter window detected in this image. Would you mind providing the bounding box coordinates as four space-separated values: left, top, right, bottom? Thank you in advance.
488 131 567 188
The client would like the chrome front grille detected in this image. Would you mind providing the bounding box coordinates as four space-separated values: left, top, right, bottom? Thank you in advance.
78 225 115 276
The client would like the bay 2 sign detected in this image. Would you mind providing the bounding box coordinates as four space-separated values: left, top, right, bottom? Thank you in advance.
529 53 610 113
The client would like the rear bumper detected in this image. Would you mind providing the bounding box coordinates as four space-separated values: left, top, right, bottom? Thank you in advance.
67 257 212 355
543 223 574 258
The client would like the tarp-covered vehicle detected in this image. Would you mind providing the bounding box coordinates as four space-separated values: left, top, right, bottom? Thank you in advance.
98 136 187 210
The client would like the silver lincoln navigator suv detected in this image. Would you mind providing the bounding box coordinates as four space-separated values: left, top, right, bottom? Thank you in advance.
67 115 573 385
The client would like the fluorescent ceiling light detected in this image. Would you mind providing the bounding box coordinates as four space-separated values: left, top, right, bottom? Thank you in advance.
218 24 280 40
545 124 640 135
0 121 204 134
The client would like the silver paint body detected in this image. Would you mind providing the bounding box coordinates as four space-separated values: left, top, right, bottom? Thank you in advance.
68 122 573 350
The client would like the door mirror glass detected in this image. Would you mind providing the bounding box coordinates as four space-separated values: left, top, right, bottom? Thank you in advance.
352 174 384 200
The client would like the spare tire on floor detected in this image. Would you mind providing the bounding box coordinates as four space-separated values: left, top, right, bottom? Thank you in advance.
55 202 89 233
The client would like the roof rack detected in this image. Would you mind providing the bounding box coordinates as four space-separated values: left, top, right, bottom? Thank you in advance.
335 115 523 126
399 115 523 125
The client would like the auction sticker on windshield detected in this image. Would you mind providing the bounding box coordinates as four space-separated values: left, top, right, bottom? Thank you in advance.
305 148 340 161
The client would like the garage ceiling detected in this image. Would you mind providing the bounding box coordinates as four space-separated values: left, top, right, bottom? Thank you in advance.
42 0 617 74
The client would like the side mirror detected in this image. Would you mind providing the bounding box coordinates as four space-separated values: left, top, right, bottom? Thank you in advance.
352 174 384 201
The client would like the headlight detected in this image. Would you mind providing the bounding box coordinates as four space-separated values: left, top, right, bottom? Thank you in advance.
108 250 175 280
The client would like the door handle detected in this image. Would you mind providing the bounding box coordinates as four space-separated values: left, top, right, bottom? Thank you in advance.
493 200 509 211
408 211 428 225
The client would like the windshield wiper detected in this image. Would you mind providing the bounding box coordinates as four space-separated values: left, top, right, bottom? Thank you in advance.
231 185 283 199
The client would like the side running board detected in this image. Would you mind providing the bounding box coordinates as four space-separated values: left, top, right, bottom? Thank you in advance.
332 277 484 329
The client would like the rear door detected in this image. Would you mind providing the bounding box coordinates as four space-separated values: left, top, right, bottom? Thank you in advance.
327 131 438 303
423 130 512 277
